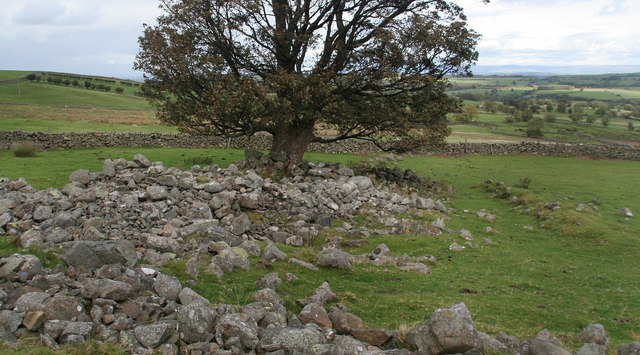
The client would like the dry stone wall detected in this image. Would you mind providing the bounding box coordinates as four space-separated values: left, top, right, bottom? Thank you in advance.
2 130 640 160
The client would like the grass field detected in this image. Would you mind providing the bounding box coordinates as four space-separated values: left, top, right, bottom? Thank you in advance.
0 104 176 133
1 147 639 351
0 81 150 109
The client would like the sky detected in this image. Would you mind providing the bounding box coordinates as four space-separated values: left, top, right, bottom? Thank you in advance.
0 0 638 80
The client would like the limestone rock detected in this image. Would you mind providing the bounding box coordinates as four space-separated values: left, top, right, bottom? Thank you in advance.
63 240 137 272
256 272 282 290
153 273 182 302
317 249 352 269
299 303 332 328
215 313 260 351
262 243 287 263
258 325 327 353
405 302 484 355
177 304 217 344
298 282 337 307
134 322 178 349
577 323 608 347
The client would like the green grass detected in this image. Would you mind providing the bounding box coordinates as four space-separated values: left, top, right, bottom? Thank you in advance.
2 148 639 350
0 71 32 81
0 81 150 109
0 116 177 134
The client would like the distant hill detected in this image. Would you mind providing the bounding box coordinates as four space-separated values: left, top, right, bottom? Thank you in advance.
472 65 640 76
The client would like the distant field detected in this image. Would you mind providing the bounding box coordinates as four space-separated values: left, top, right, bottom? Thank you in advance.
0 81 150 109
0 70 31 81
0 104 175 133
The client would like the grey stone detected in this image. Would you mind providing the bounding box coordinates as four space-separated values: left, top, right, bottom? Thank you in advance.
478 332 510 354
0 325 17 345
317 249 352 269
0 310 25 333
575 343 606 355
351 328 394 347
0 255 25 277
529 329 570 355
203 182 224 193
154 273 182 302
299 303 332 328
182 220 241 246
60 321 95 340
215 313 260 351
177 304 217 344
618 341 640 355
333 335 373 354
14 292 49 313
251 288 283 304
405 302 484 355
239 240 261 256
577 324 608 347
134 322 177 349
157 175 178 187
147 235 181 253
45 228 73 243
617 208 634 217
18 229 43 248
231 213 252 235
0 213 11 228
179 287 210 307
81 279 133 301
259 325 327 353
146 186 168 201
81 226 107 241
239 191 262 209
63 240 137 272
33 205 52 221
449 242 465 252
298 282 337 307
134 154 152 168
399 263 431 274
69 169 91 184
53 212 76 228
459 229 474 241
102 159 116 177
256 272 282 290
262 243 287 263
349 176 373 190
329 311 364 335
289 257 319 271
45 295 85 320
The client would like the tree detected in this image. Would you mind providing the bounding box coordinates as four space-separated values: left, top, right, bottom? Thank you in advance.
543 112 556 123
483 100 497 114
454 104 478 123
135 0 483 158
525 117 544 138
521 108 533 122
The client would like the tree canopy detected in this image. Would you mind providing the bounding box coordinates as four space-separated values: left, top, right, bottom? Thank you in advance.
135 0 483 158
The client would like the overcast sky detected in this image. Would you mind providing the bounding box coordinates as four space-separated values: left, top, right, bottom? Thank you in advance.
0 0 638 80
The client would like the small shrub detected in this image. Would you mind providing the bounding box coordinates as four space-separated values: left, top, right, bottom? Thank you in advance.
525 117 544 138
115 87 124 93
543 112 556 123
183 156 215 167
518 176 532 189
628 121 634 131
10 142 40 157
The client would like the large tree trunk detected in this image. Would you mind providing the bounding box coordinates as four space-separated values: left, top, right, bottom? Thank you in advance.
270 122 315 160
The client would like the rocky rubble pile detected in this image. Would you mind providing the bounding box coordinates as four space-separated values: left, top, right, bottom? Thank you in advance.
0 250 632 354
1 152 639 353
0 151 449 270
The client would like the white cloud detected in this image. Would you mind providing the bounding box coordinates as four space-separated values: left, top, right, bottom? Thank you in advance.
456 0 640 66
0 0 163 78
